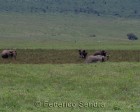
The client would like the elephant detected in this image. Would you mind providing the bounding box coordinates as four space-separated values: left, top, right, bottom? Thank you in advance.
93 50 107 56
1 50 17 59
85 55 109 63
78 50 88 59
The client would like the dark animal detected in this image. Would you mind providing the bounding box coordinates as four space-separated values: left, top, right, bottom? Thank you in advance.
93 50 107 56
82 50 88 58
85 55 109 63
78 50 82 58
1 50 17 59
78 50 87 59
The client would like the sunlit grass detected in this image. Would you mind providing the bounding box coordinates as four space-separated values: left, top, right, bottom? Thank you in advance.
0 63 140 112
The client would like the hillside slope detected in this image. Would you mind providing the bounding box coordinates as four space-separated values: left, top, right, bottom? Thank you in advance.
0 0 140 17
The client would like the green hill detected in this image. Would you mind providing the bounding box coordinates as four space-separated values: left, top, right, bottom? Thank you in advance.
0 0 140 17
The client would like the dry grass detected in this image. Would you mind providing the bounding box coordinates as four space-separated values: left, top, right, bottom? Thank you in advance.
0 49 140 64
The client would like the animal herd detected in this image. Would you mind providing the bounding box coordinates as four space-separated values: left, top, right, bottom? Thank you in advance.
0 49 109 63
78 50 109 63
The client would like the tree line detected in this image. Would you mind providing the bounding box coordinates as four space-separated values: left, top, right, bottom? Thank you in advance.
0 0 139 17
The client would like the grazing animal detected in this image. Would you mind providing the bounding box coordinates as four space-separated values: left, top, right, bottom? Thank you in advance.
93 50 107 56
1 50 17 59
78 50 82 58
78 50 88 59
82 50 88 59
85 55 109 63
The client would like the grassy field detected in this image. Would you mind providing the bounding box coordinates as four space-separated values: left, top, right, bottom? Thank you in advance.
0 12 140 112
0 13 140 50
0 63 140 112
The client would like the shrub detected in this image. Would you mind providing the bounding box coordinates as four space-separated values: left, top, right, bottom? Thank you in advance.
89 34 96 37
127 33 138 40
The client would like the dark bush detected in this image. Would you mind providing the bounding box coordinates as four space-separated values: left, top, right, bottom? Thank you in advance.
89 34 96 37
127 33 138 40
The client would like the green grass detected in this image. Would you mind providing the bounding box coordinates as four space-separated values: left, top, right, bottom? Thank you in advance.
0 12 140 112
0 13 140 50
0 63 140 112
